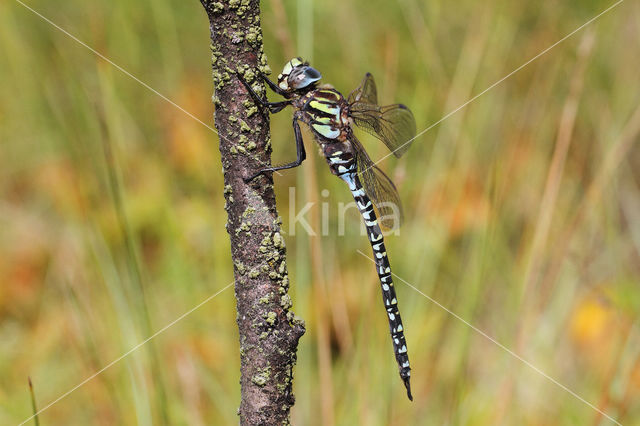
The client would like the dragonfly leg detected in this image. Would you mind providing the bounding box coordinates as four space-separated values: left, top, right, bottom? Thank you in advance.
244 115 306 182
236 73 290 113
259 72 288 96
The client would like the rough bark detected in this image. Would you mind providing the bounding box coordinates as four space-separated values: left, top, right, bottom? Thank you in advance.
199 1 305 424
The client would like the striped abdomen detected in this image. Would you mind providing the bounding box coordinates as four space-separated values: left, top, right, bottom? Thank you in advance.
336 161 413 400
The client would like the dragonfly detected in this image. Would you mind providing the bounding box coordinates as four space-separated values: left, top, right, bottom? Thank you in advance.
238 57 417 400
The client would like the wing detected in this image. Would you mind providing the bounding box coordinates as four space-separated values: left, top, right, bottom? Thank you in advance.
348 74 417 158
351 135 404 231
348 72 378 105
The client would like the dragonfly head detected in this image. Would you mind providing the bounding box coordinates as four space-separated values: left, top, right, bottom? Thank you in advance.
277 57 322 92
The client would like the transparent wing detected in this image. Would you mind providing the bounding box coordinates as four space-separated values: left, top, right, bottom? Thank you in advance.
351 135 404 231
348 74 417 158
348 72 378 105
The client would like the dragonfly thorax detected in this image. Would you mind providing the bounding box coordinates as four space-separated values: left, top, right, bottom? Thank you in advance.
295 88 349 142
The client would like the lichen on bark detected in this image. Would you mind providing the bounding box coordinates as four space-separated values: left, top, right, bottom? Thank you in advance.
199 1 305 424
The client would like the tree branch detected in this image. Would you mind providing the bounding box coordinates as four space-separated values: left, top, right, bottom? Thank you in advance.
199 1 305 424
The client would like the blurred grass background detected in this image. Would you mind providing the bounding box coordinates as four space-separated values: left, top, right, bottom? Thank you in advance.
1 0 640 424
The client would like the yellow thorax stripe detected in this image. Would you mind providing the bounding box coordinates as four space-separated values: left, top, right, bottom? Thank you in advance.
309 100 340 115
